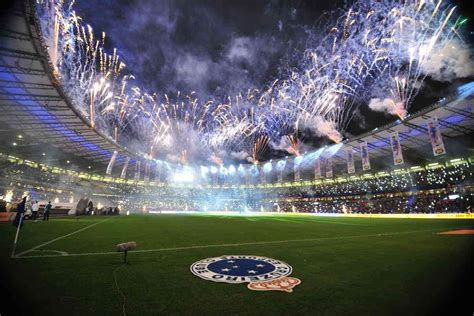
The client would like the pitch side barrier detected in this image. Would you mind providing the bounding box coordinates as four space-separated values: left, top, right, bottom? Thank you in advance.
147 211 474 219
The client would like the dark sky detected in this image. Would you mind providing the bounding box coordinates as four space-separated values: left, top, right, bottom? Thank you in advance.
75 0 342 98
75 0 473 147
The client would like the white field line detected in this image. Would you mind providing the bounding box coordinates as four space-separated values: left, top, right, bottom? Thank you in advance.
291 218 366 226
48 219 99 222
245 216 366 225
14 228 445 259
13 218 112 258
267 218 304 224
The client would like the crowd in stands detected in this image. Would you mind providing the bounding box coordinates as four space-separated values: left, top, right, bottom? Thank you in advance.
1 158 472 215
273 192 471 214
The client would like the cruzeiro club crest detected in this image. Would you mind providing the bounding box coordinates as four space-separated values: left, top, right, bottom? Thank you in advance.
190 255 301 292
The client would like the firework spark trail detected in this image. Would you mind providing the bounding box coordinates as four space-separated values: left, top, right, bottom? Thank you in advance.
251 135 270 164
35 0 470 165
362 0 468 118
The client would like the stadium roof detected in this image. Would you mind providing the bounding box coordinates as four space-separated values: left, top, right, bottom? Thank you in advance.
0 2 133 172
0 2 473 178
328 83 474 166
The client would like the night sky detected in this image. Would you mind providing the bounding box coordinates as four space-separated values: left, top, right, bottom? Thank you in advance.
75 0 473 146
75 0 342 97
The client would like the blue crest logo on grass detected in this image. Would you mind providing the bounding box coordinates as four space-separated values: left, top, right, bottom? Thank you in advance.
191 255 301 292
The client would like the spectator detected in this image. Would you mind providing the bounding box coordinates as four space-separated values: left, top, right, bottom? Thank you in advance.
43 201 52 221
13 196 27 228
31 200 39 221
87 200 94 215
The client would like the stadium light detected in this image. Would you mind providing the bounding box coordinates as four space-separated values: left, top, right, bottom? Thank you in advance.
200 166 209 177
228 165 236 175
250 164 259 176
237 164 245 176
219 166 228 176
277 160 286 171
263 161 272 173
172 169 195 183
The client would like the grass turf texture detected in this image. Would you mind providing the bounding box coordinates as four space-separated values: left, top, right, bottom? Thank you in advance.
1 214 473 315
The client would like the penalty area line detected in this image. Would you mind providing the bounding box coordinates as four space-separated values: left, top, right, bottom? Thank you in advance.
14 227 445 259
13 218 113 258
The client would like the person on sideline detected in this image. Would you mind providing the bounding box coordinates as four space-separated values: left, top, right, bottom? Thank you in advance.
31 200 39 221
43 201 52 221
13 196 27 228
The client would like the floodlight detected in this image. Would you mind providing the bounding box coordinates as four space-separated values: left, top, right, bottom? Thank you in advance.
172 170 195 183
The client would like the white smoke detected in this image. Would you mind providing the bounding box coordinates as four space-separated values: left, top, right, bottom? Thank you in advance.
368 98 407 119
270 136 312 155
420 41 474 81
166 153 182 163
230 150 255 163
175 54 210 87
231 150 250 161
207 152 225 166
226 37 255 63
270 136 292 152
307 116 342 143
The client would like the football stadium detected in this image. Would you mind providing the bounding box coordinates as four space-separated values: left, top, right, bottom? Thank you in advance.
0 0 473 315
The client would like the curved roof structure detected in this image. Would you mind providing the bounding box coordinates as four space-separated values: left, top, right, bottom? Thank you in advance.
0 1 133 172
316 83 474 167
0 1 473 181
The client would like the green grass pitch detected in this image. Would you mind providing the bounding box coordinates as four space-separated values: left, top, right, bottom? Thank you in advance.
1 214 473 315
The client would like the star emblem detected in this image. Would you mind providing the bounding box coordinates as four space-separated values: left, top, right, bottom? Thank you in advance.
256 264 265 267
227 260 235 263
221 268 230 272
232 265 239 268
247 270 257 274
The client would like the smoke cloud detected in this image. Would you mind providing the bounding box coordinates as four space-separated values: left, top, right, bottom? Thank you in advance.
74 0 321 98
231 150 253 163
368 98 407 120
270 136 312 155
305 116 342 143
420 41 474 81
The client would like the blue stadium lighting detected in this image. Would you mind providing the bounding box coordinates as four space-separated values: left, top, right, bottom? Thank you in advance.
0 72 119 161
324 143 343 157
307 147 325 160
263 162 272 173
457 82 474 96
200 166 209 177
219 166 228 175
294 156 304 166
237 164 245 176
276 160 286 171
443 114 465 124
250 164 259 176
228 165 236 175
